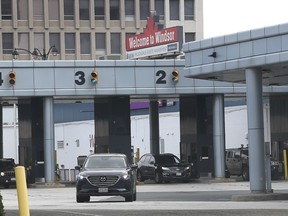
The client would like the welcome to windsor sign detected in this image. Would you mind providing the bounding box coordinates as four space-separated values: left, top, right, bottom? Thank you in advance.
126 16 183 59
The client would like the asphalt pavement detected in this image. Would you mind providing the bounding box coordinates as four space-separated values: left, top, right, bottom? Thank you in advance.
1 179 288 216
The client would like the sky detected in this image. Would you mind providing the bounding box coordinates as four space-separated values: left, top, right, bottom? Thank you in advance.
203 0 288 38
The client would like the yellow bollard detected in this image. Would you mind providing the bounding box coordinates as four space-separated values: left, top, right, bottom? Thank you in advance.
283 150 288 180
15 166 30 216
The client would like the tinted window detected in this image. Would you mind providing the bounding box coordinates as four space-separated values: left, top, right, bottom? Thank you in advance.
155 155 180 164
84 156 127 168
0 161 15 171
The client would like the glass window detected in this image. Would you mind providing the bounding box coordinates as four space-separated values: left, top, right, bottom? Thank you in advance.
184 0 194 20
185 33 195 42
110 0 120 20
64 0 74 20
95 33 106 50
111 33 121 54
80 0 89 20
2 33 13 54
34 33 44 51
33 0 44 20
65 33 75 54
140 0 150 20
18 33 29 50
95 0 104 20
49 0 59 20
125 0 134 20
2 0 12 20
170 0 179 20
155 0 164 20
49 33 60 54
18 0 28 20
80 33 91 54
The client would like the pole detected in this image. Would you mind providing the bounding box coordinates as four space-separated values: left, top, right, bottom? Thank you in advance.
15 166 30 216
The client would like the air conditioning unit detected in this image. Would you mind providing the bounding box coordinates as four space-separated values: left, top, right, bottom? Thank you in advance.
99 55 121 60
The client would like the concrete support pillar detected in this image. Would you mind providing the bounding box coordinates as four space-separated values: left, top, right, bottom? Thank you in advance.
43 97 55 183
245 68 266 193
149 100 160 154
213 94 226 178
94 97 132 162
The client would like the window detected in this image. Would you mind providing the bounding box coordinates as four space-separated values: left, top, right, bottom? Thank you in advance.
64 0 74 20
2 33 13 54
18 33 29 50
80 0 90 20
17 0 28 20
95 33 106 50
2 0 12 20
48 0 59 20
125 0 134 21
110 0 120 20
49 33 60 54
185 33 195 42
34 33 44 51
65 33 75 54
80 33 91 54
33 0 44 20
170 0 179 20
95 0 104 20
140 0 150 20
155 0 164 20
57 141 64 149
111 33 121 54
184 0 194 20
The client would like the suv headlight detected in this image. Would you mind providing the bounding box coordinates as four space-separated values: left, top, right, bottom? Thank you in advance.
271 161 279 166
122 172 130 179
161 167 170 171
0 172 4 177
184 166 190 171
76 173 86 180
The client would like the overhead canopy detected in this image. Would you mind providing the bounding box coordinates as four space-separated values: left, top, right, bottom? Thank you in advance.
183 23 288 86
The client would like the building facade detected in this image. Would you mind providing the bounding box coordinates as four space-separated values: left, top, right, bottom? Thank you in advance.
0 0 203 60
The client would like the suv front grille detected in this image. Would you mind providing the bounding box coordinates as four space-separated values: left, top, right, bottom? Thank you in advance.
3 171 15 177
87 176 119 187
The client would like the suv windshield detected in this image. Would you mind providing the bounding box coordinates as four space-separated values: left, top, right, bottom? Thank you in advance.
84 156 127 169
156 155 181 164
0 160 15 171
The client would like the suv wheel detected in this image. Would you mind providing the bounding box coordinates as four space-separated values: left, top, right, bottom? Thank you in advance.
76 195 90 203
137 170 144 182
125 193 133 202
155 172 163 184
242 167 249 181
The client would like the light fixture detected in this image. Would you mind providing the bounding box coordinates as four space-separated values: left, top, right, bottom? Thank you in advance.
12 45 58 60
208 51 217 58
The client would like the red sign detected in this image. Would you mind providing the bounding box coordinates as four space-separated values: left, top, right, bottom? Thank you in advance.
126 16 182 52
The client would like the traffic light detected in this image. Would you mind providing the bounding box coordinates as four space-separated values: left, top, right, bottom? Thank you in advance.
91 70 98 84
172 69 179 82
8 71 16 85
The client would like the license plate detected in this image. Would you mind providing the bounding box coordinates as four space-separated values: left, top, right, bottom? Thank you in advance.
176 172 182 176
98 188 108 193
11 178 16 181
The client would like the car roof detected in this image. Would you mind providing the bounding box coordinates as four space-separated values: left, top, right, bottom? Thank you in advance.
88 153 127 157
142 153 176 157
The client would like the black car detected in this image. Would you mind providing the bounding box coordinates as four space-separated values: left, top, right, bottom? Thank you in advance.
137 153 191 183
75 153 137 203
0 158 16 188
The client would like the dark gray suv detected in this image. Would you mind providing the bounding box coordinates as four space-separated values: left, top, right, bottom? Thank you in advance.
76 153 137 202
0 158 16 188
225 147 281 181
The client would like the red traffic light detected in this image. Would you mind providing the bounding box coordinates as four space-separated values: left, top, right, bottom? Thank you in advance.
8 71 16 85
91 71 98 84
